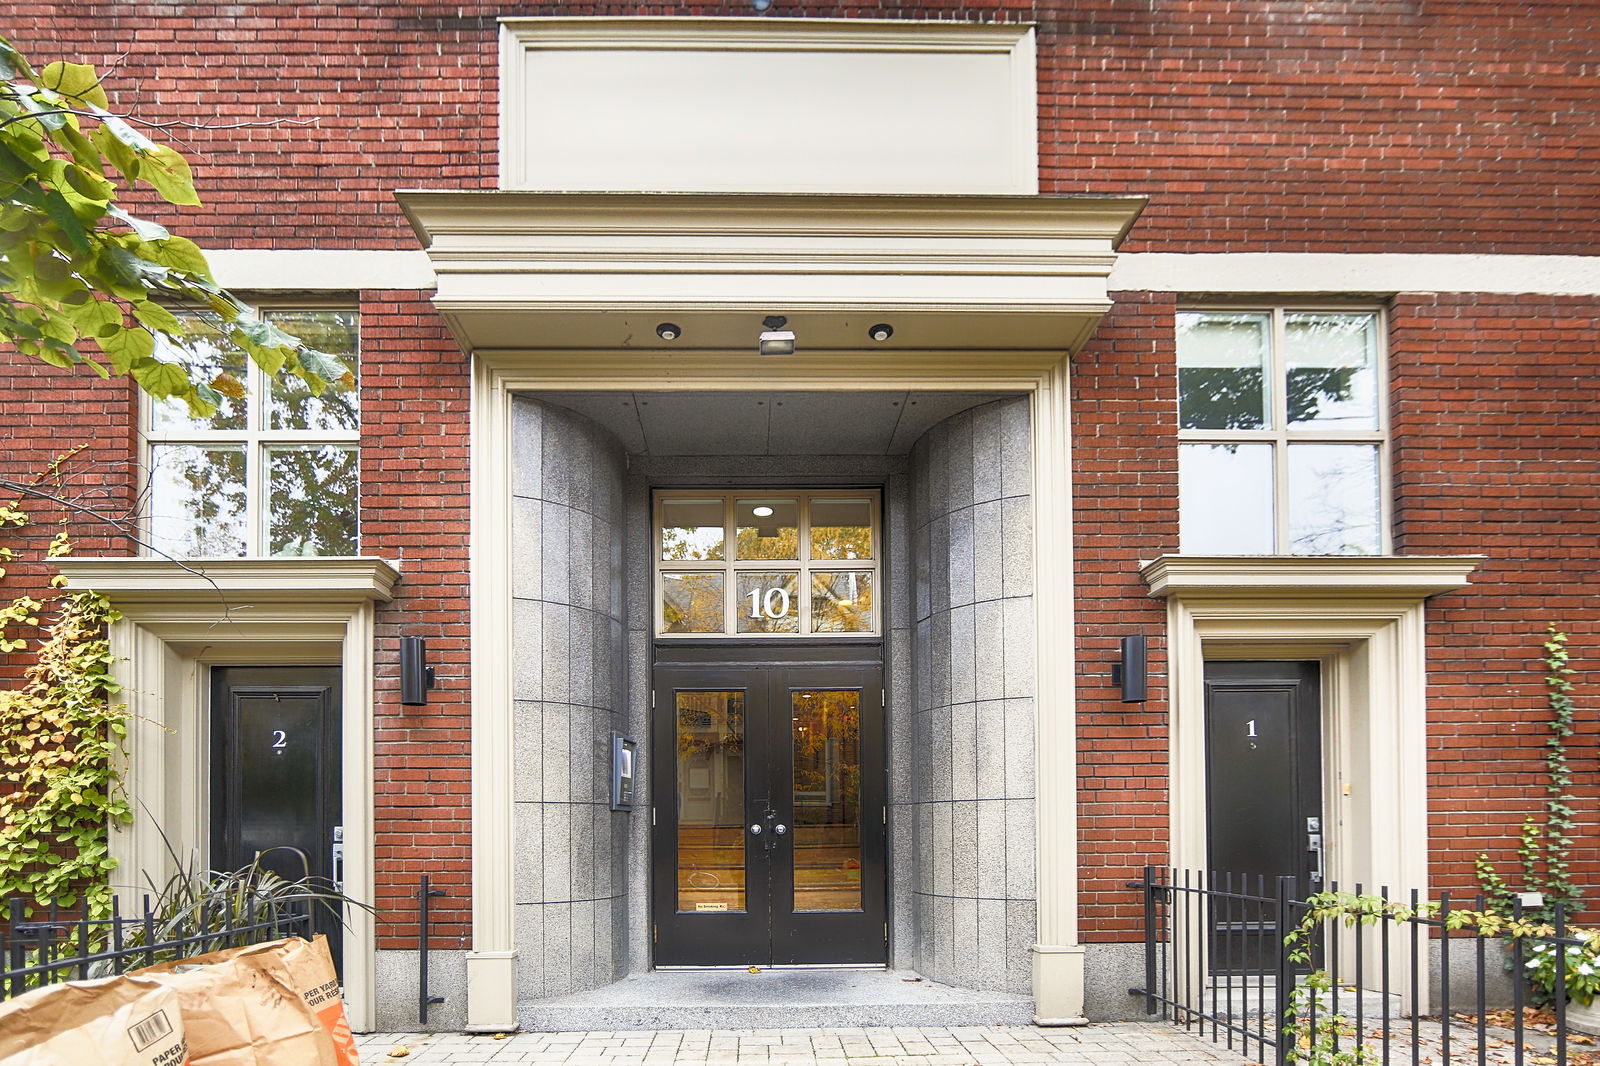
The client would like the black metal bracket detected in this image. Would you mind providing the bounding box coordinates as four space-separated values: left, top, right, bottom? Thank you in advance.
419 876 447 1024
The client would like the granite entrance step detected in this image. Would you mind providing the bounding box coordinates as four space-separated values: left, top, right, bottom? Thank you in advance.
517 968 1034 1032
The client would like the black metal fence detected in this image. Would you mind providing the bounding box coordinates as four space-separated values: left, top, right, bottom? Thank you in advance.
1130 867 1595 1066
1 893 310 1000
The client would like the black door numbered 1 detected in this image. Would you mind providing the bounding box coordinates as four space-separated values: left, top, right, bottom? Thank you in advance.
651 663 886 967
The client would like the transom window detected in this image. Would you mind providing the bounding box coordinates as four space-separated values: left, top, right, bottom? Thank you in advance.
141 310 360 558
1177 307 1387 555
655 491 880 637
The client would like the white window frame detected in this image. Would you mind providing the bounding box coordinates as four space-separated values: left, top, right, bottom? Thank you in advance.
1177 304 1392 555
653 489 882 638
139 306 361 558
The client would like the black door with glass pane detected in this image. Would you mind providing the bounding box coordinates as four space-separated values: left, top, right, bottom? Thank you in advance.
211 667 343 972
651 661 886 966
1204 660 1323 973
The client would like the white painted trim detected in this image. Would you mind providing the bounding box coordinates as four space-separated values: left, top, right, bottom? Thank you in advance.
54 556 398 1033
1143 554 1480 1014
496 19 1037 195
190 249 1600 299
1030 358 1087 1025
206 250 436 291
1111 253 1600 296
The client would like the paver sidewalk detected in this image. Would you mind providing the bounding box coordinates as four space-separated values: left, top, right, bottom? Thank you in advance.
355 1024 1246 1065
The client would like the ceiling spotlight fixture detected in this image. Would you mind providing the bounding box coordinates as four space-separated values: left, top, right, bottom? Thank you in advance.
758 315 795 356
751 505 774 518
656 322 681 342
868 323 894 342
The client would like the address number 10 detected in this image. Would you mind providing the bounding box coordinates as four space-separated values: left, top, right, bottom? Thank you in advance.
747 587 792 620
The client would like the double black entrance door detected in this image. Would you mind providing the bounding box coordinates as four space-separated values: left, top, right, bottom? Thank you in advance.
651 657 885 966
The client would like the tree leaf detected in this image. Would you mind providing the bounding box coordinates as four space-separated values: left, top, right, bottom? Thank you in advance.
106 204 168 242
98 322 155 373
131 299 182 335
66 297 121 338
40 187 90 254
139 234 210 278
130 358 190 399
139 146 199 207
39 61 109 110
88 122 139 184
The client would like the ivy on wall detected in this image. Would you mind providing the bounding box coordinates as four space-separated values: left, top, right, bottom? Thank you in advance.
0 500 131 917
1476 625 1580 922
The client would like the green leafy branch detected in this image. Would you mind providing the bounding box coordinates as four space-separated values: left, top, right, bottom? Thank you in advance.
1476 625 1580 923
0 36 350 417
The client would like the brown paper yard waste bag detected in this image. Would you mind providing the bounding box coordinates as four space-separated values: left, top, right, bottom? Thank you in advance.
0 974 189 1066
131 954 336 1066
138 935 359 1066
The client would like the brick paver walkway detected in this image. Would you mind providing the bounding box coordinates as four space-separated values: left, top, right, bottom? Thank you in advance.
355 1024 1247 1065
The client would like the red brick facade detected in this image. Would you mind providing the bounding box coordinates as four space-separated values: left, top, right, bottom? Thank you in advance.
3 1 1598 962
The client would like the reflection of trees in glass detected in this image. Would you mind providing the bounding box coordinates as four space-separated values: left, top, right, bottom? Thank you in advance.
677 692 744 757
1287 446 1379 556
792 691 860 825
810 524 870 559
148 445 247 556
268 446 358 555
737 571 800 634
266 312 359 431
662 573 724 632
734 525 798 561
1178 367 1266 430
811 572 872 633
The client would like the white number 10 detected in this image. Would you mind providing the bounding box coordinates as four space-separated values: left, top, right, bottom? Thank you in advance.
748 587 791 620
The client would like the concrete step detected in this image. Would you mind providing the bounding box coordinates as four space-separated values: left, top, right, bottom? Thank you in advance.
518 968 1034 1032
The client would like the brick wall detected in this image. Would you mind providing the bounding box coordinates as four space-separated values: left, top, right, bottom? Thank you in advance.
6 1 1599 254
1071 293 1179 941
1391 294 1600 907
361 292 474 948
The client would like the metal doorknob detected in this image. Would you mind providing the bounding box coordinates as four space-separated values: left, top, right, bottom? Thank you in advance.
773 824 787 835
749 823 763 835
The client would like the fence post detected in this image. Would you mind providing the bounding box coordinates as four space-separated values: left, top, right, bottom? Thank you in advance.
1143 865 1159 1016
1274 875 1296 1066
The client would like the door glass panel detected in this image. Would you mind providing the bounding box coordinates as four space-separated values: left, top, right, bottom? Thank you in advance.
735 498 799 560
808 498 873 560
661 499 725 561
810 571 873 633
735 571 800 634
676 690 746 913
661 572 725 633
791 689 862 912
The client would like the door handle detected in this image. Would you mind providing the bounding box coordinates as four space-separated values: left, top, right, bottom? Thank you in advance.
331 825 345 893
773 823 788 836
749 823 763 836
1307 832 1323 885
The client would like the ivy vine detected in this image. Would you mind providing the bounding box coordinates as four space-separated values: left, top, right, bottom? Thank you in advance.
0 498 131 918
1476 625 1580 923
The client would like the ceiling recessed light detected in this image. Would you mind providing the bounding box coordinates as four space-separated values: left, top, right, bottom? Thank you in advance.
656 322 681 341
868 323 894 342
752 506 774 518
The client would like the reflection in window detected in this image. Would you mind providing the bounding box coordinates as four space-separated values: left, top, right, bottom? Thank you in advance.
661 499 725 562
676 690 746 913
148 445 248 557
662 572 725 633
736 499 798 560
791 689 862 912
809 498 873 560
267 445 359 555
811 571 874 633
736 571 800 634
1177 308 1386 555
142 309 360 558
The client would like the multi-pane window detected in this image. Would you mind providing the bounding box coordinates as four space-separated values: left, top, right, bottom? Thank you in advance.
656 491 879 637
1177 308 1387 555
142 310 360 558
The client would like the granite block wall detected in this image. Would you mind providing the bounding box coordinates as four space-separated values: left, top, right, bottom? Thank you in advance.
510 397 631 999
907 396 1037 994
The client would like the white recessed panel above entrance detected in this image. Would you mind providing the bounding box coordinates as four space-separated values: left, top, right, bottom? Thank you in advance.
500 18 1038 194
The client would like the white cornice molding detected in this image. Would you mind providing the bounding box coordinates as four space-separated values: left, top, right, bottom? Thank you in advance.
54 556 402 605
498 16 1035 52
397 191 1146 353
1111 253 1600 297
207 250 435 291
1141 555 1482 602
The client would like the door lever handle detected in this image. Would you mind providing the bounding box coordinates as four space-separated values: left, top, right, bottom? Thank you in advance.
1307 832 1323 885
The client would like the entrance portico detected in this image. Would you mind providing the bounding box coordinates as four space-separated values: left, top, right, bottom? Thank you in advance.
400 190 1144 1030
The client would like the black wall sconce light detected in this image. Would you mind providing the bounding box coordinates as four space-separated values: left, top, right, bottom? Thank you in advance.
400 636 437 706
1110 634 1148 703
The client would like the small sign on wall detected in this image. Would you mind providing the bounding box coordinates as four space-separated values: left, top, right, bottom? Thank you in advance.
611 732 638 812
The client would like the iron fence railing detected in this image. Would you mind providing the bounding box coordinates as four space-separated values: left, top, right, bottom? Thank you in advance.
1 893 311 1000
1130 867 1594 1066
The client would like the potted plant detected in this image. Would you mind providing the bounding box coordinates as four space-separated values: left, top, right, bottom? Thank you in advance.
1524 934 1600 1035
